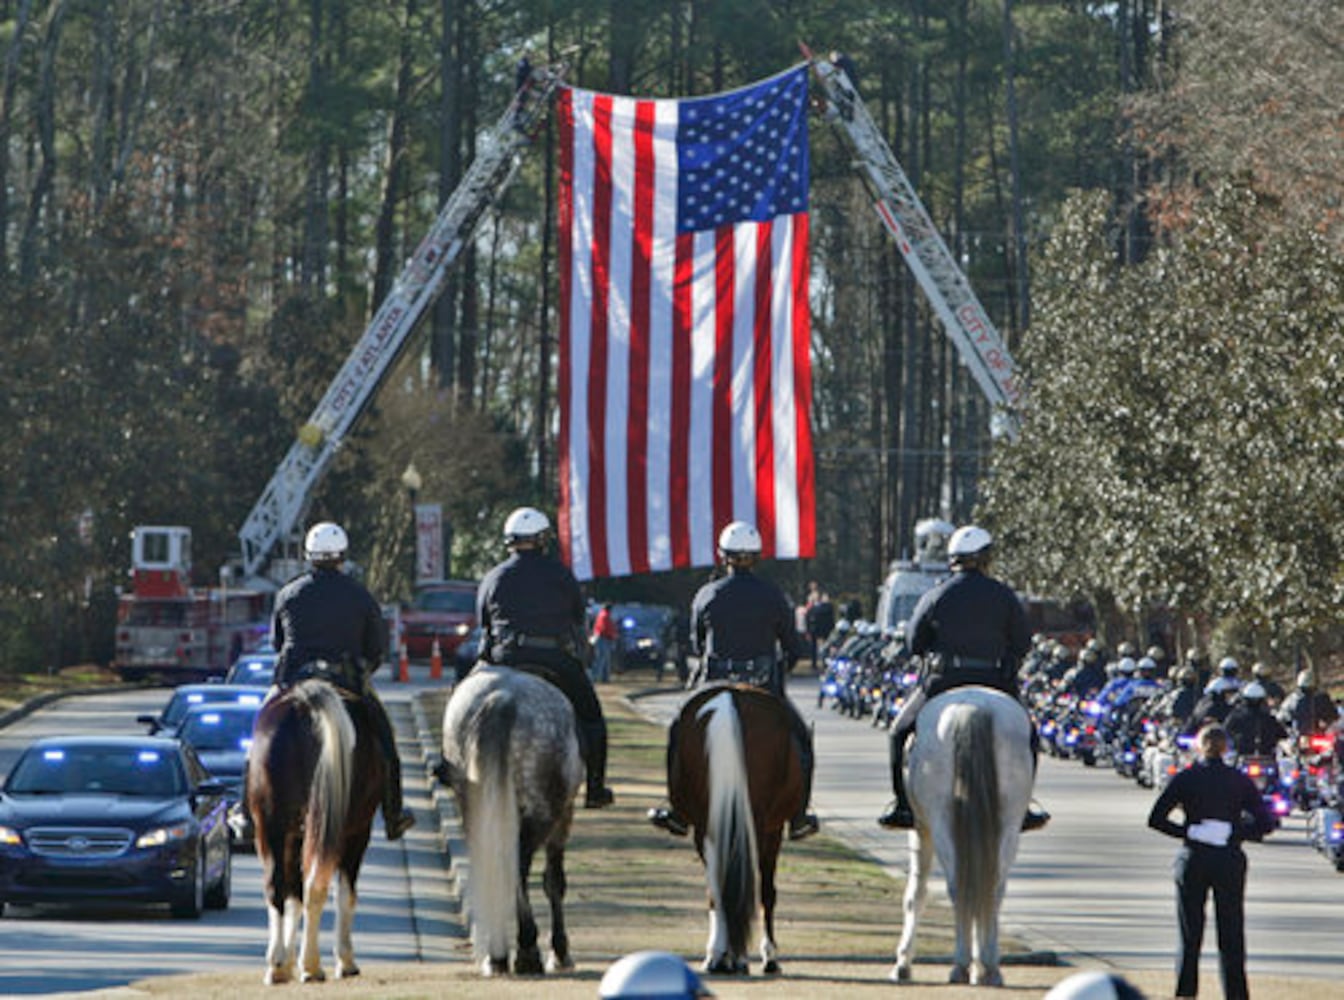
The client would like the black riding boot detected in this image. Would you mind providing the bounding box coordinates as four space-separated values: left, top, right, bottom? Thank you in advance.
1023 725 1050 831
367 692 416 840
788 718 820 840
582 719 614 808
648 718 689 836
877 728 916 829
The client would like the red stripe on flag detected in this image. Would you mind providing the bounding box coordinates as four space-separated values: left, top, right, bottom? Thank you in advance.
712 225 735 540
791 213 816 556
626 101 655 576
556 89 575 566
586 95 614 580
753 222 776 556
670 232 694 567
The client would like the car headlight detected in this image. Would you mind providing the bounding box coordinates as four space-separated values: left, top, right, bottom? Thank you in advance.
0 825 21 846
637 638 656 650
455 623 470 636
136 822 193 848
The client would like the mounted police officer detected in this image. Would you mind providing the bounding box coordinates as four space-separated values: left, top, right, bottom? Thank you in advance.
877 524 1049 832
476 506 614 808
264 521 415 840
647 520 819 841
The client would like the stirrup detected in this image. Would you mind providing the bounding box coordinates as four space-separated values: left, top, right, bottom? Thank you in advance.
386 809 416 841
647 806 689 837
877 799 915 830
584 786 614 808
1021 803 1050 832
227 804 253 841
788 813 820 841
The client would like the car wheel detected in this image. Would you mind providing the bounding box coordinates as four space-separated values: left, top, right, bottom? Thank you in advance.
171 844 205 919
205 843 232 910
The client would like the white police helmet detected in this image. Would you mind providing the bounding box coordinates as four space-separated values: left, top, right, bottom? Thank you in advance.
717 520 762 555
304 522 348 562
1218 656 1239 675
503 506 550 543
1242 681 1267 702
947 524 993 558
1116 656 1137 676
1208 676 1238 695
1044 970 1146 1000
599 951 714 999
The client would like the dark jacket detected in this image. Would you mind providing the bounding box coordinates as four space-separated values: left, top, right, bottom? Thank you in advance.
477 549 586 662
1279 688 1339 735
691 568 803 662
1148 756 1276 847
272 566 386 688
1224 703 1288 757
907 568 1030 699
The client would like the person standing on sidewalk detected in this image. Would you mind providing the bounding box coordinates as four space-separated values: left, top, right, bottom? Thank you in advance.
590 602 618 683
1147 722 1277 1000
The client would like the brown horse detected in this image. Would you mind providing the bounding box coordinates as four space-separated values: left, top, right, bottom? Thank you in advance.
666 683 805 975
246 679 382 985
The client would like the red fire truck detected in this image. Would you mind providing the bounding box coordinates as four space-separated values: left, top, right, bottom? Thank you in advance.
113 526 270 682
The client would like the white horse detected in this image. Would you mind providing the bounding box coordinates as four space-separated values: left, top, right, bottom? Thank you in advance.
892 686 1035 987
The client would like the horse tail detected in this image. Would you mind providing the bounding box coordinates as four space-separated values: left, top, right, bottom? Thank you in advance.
465 690 520 962
951 705 1000 934
698 690 758 958
304 683 356 866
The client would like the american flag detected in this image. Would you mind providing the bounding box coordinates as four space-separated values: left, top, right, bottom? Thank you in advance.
556 65 815 581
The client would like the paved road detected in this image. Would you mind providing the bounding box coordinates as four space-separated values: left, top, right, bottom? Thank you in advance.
0 680 461 997
635 673 1343 982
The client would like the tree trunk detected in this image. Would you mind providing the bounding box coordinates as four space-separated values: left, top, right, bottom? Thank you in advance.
1002 0 1030 332
0 0 35 275
432 0 462 388
453 12 478 404
19 0 68 286
372 0 417 312
535 19 557 493
607 0 635 93
301 0 331 296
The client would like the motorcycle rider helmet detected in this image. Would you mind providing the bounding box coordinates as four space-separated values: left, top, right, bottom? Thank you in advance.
1251 662 1272 679
835 618 851 634
947 525 993 562
304 521 348 563
1081 648 1099 665
1185 646 1205 664
1044 970 1145 1000
1241 681 1267 702
503 506 551 545
1176 665 1197 685
1116 656 1137 676
717 520 763 556
599 950 714 999
1218 656 1239 676
1145 644 1166 663
1086 637 1105 654
1116 641 1137 658
1208 676 1237 696
1136 656 1157 677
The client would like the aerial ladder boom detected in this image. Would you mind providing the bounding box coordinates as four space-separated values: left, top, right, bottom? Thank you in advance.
807 52 1023 435
239 64 564 585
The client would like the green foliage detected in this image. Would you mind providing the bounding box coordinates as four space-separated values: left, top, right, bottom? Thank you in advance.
985 182 1344 655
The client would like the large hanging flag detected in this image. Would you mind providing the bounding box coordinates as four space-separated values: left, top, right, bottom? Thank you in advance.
556 64 815 580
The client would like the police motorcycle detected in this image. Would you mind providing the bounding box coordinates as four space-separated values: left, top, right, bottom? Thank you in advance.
1235 748 1293 822
1284 726 1339 814
870 628 918 729
815 619 854 708
1305 727 1344 871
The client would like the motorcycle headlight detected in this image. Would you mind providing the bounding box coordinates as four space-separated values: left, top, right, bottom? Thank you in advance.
136 822 192 848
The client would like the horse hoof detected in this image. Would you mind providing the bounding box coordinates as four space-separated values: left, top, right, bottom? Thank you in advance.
300 968 326 983
889 962 911 983
546 950 575 973
974 968 1004 987
482 956 509 977
337 963 360 979
762 958 781 975
263 967 290 986
702 956 737 975
948 965 970 985
514 947 545 976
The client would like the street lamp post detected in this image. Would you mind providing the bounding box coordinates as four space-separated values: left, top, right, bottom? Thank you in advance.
401 462 422 591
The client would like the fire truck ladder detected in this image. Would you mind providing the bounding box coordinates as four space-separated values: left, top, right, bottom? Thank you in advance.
239 64 564 585
808 52 1023 436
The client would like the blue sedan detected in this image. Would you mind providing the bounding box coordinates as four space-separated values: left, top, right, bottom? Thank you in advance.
0 735 232 918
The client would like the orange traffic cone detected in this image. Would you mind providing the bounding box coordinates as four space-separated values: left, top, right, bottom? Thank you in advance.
397 642 410 683
430 637 443 681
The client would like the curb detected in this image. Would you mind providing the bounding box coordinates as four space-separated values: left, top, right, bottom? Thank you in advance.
409 691 472 937
0 683 159 731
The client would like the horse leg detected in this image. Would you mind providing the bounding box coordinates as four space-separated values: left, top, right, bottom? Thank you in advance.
892 828 932 983
543 841 573 973
261 851 298 985
512 844 544 976
758 831 783 975
299 867 331 982
703 899 730 974
971 878 1008 987
334 869 360 979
